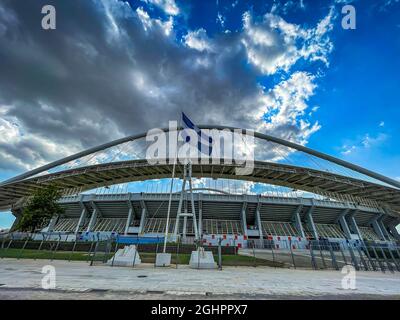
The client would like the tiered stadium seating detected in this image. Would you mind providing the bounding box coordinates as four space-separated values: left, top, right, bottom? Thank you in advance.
144 217 197 234
202 219 242 235
302 225 314 238
53 218 78 232
302 223 346 239
261 221 299 237
359 226 381 241
315 224 346 238
92 218 126 233
143 218 177 233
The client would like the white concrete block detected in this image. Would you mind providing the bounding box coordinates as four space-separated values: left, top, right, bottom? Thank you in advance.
155 253 171 267
107 245 141 267
189 248 217 269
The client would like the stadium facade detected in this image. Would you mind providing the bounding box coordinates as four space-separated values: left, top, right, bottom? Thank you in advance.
1 125 399 249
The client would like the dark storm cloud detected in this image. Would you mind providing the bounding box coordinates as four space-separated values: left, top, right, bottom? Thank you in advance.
0 0 331 172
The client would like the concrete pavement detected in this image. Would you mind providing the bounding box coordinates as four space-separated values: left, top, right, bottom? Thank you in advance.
0 258 399 299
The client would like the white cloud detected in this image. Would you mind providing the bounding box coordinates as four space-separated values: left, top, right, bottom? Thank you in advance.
0 0 334 174
379 0 400 11
136 7 174 36
260 72 320 145
190 178 255 195
216 13 226 28
362 133 387 148
341 144 356 155
183 28 214 52
0 111 80 171
379 121 385 127
341 133 388 156
141 0 180 16
241 9 335 75
0 4 18 37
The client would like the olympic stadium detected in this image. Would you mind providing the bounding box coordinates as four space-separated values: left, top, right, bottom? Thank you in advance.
1 124 399 257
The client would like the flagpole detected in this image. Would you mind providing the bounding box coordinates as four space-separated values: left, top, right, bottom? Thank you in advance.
163 114 181 254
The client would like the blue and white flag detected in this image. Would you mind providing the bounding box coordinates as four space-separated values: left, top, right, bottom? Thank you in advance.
181 112 213 156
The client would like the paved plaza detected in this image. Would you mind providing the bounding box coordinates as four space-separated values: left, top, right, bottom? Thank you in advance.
0 258 399 299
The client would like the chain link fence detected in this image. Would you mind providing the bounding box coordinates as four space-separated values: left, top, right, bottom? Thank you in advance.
246 238 400 272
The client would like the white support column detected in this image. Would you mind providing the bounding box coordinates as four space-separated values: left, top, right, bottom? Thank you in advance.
256 200 263 240
241 200 248 237
10 212 21 232
138 201 147 234
198 194 203 237
292 205 305 238
173 174 187 236
347 210 362 240
188 172 199 240
124 200 134 235
370 214 386 241
75 206 86 235
377 215 391 240
86 207 97 232
336 209 352 239
46 216 58 233
87 201 102 233
182 201 188 238
305 204 318 239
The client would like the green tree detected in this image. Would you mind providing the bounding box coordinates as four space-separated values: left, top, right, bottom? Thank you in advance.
16 185 64 232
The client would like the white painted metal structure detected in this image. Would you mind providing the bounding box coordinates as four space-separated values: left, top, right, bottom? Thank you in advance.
1 125 399 242
46 193 399 242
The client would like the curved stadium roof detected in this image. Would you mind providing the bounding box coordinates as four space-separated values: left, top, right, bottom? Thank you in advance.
1 125 399 216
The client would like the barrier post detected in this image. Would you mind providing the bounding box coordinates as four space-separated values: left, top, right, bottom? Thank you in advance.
338 243 348 266
355 244 368 271
379 246 394 273
18 233 31 260
51 233 62 261
346 241 360 271
218 237 222 270
387 246 400 272
289 239 296 269
270 240 276 268
154 241 159 268
361 241 377 271
87 234 96 262
90 239 100 266
0 234 6 259
103 236 112 263
132 242 139 268
38 233 46 252
68 235 78 262
251 240 256 268
318 240 327 269
6 233 14 250
175 236 180 269
370 244 384 272
309 241 317 270
110 236 119 267
328 242 338 270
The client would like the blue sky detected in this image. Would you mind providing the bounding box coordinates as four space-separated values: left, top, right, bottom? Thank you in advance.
0 0 399 228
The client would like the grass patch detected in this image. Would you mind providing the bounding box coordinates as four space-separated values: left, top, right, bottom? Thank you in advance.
0 248 90 261
0 248 282 267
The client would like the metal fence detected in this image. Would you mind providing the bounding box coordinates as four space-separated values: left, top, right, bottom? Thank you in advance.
246 239 400 272
0 232 228 269
0 232 116 262
1 232 399 272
